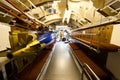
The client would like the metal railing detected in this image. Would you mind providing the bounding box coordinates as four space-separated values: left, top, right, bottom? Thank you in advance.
69 45 100 80
82 63 100 80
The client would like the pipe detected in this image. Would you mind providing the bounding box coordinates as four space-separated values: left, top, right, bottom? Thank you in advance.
83 63 100 80
5 0 46 26
5 0 37 24
7 40 48 59
27 0 37 8
16 0 31 11
0 5 32 25
16 0 46 26
7 40 41 59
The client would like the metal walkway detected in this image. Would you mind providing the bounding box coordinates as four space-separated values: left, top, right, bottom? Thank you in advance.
37 42 81 80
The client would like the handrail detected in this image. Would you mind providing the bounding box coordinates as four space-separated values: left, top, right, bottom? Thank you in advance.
69 44 99 80
71 36 120 52
82 63 100 80
71 36 99 53
81 66 92 80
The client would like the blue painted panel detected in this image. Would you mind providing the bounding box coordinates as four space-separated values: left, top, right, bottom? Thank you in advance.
37 33 52 44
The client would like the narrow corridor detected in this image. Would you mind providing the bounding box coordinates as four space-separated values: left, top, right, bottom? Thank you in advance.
37 42 81 80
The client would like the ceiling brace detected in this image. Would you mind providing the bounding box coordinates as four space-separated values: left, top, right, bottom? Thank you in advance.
16 0 31 11
0 5 32 25
5 0 37 24
27 0 37 8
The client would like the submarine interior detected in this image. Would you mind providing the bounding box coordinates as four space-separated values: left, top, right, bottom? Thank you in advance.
0 0 120 80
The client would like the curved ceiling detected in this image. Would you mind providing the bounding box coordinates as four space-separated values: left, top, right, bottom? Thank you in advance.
0 0 120 30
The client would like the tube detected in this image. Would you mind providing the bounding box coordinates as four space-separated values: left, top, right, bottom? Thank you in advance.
0 5 32 25
5 0 37 24
7 40 41 59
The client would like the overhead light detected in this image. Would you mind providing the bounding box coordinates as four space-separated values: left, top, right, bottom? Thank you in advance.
62 9 71 24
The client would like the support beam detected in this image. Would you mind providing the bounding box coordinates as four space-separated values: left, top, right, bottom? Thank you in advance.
0 5 32 25
5 0 47 26
5 0 37 24
16 0 31 11
27 0 37 8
